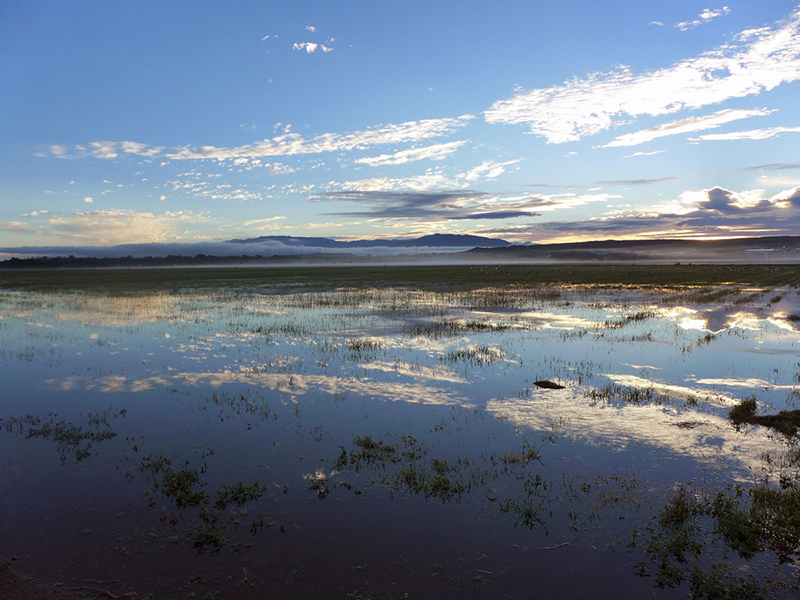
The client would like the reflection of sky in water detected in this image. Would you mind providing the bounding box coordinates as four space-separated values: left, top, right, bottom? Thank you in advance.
1 285 799 596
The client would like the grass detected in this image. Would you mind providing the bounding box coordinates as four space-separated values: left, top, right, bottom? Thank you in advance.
636 481 800 599
729 397 800 436
2 263 799 293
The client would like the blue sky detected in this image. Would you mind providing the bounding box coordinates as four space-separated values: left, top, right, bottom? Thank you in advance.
2 0 800 253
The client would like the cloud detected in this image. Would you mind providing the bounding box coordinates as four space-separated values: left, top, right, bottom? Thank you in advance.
293 42 332 53
690 126 800 141
83 197 93 203
0 221 35 233
242 216 286 227
484 9 800 143
623 150 665 158
475 183 800 243
355 141 467 166
325 159 520 194
603 108 774 147
596 177 678 186
39 116 475 162
314 189 615 222
44 210 207 245
675 6 730 31
305 25 316 33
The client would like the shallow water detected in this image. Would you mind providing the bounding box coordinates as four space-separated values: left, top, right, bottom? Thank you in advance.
1 282 800 598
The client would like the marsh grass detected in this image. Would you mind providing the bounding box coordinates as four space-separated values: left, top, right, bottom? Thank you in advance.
0 410 121 462
585 384 672 406
637 481 800 599
135 453 269 553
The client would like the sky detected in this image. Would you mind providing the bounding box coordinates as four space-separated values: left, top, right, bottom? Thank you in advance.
2 0 800 254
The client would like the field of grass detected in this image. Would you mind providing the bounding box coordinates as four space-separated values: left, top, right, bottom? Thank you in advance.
1 262 800 292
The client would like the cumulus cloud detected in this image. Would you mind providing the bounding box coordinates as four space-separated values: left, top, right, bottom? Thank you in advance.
39 116 475 162
44 210 207 245
603 108 774 147
355 141 467 166
293 42 332 53
675 6 730 31
690 126 800 141
484 9 800 143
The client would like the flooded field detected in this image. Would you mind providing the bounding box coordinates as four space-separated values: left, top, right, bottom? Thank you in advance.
2 265 800 599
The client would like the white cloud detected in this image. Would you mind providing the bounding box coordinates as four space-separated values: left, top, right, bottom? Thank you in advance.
46 210 207 245
689 126 800 141
623 150 665 158
40 116 475 162
305 25 316 33
355 141 467 166
0 221 35 233
327 159 520 193
83 197 93 203
603 108 774 147
242 216 286 227
676 6 730 31
484 9 800 143
293 42 319 53
293 41 332 53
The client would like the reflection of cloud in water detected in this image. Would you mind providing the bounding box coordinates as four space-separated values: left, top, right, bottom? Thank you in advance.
689 377 796 390
516 311 603 330
359 360 467 383
604 373 735 405
46 369 468 408
727 312 762 331
487 389 783 479
767 317 798 333
49 374 172 393
179 370 468 407
678 318 707 331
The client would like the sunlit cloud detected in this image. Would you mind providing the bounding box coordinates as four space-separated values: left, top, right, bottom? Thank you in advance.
603 108 774 147
44 210 209 245
38 116 475 162
355 141 467 166
293 42 332 53
690 126 800 141
484 9 800 143
675 6 730 31
0 221 35 233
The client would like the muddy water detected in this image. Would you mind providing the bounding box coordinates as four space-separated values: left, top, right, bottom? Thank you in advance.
1 284 799 598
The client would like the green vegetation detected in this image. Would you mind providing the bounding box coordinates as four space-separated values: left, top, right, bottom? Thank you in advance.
636 481 800 599
2 263 799 293
0 409 121 462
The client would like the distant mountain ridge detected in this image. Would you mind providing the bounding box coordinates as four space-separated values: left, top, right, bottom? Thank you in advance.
226 233 513 248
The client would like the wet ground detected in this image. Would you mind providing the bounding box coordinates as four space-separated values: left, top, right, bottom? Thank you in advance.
1 266 800 599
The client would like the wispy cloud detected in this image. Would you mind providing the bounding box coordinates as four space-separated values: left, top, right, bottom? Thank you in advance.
325 159 520 193
596 177 678 186
603 108 774 147
314 189 616 223
484 9 800 143
675 6 730 31
690 126 800 142
355 141 467 166
623 150 665 158
39 116 475 162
